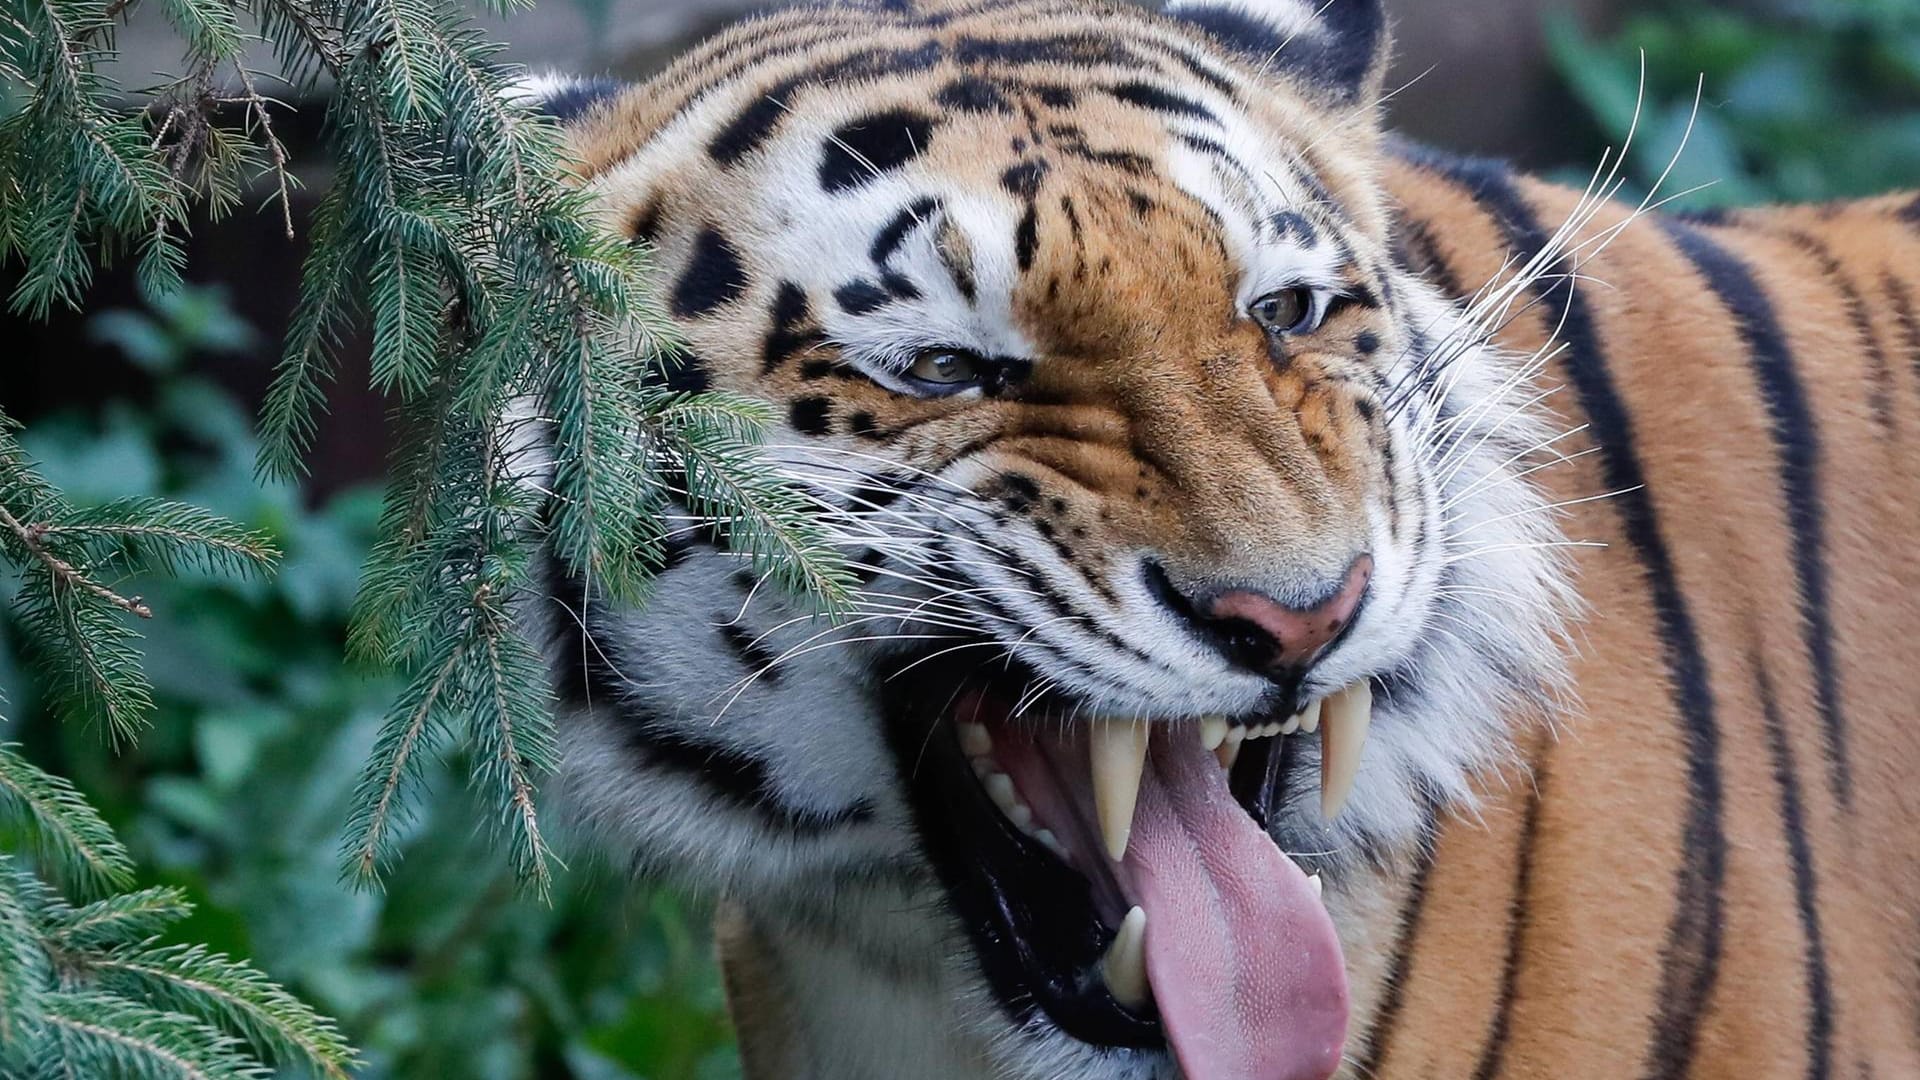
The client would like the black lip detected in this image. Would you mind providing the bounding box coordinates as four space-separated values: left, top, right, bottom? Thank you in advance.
878 652 1306 1049
880 656 1163 1049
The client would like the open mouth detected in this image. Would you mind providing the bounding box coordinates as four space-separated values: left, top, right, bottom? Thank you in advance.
882 659 1370 1080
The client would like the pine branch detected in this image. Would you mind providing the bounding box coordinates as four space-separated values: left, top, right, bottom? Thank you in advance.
0 744 134 895
0 503 153 620
77 944 356 1079
4 0 850 914
43 887 191 952
39 991 269 1080
0 858 51 1053
35 498 278 580
340 629 458 884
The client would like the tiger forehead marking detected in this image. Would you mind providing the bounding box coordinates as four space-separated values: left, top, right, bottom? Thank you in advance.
577 6 1399 594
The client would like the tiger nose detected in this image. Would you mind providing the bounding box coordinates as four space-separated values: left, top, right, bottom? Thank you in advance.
1202 555 1373 676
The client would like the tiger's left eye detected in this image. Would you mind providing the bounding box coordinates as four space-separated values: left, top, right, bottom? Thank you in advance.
1249 287 1321 336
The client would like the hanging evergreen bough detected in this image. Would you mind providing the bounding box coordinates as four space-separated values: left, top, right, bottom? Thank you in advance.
0 422 354 1078
3 0 850 907
1 0 851 1068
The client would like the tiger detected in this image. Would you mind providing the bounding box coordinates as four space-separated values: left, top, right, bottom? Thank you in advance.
529 1 1920 1077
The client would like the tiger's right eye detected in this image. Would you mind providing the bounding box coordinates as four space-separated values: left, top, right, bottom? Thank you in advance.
904 349 989 392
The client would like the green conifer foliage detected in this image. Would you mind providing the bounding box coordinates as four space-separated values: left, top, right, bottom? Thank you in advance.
2 0 853 1069
0 420 355 1077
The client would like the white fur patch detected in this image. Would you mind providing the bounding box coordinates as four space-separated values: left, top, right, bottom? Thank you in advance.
1164 0 1327 42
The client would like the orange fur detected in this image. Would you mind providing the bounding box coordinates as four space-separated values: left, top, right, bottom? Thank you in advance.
553 2 1920 1074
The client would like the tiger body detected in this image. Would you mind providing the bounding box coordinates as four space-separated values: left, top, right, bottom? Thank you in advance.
539 2 1920 1077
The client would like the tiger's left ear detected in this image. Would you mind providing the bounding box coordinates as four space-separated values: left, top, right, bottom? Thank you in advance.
1164 0 1389 107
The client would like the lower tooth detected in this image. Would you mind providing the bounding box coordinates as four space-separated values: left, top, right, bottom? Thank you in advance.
1101 907 1150 1010
1035 829 1065 856
1008 803 1033 830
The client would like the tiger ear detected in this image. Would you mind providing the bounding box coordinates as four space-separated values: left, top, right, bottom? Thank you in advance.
511 73 628 123
1164 0 1389 107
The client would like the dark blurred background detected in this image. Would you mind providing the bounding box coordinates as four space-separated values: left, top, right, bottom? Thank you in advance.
2 1 1917 1076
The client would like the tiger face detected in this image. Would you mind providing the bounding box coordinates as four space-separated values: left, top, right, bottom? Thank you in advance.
547 2 1573 1077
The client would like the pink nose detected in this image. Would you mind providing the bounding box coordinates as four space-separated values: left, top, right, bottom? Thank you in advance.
1205 555 1373 673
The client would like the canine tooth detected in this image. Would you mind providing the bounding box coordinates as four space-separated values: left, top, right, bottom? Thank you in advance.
958 722 993 757
1101 907 1150 1011
1319 681 1373 820
1308 873 1323 899
1199 717 1229 752
1298 698 1323 735
1091 719 1150 862
985 772 1019 813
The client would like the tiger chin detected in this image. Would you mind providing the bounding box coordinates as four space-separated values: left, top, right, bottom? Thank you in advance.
534 2 1920 1079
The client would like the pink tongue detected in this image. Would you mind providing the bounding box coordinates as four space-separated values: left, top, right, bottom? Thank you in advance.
1122 733 1349 1080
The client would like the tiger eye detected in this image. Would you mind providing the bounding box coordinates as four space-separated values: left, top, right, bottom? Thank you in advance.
907 349 985 386
1250 287 1315 335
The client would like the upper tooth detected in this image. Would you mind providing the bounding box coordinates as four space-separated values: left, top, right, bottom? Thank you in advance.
985 772 1019 813
1216 725 1245 769
1307 873 1324 899
959 722 993 757
1101 907 1150 1010
1262 722 1283 738
1319 681 1373 819
1298 698 1324 734
1280 712 1303 735
1091 719 1151 862
1199 717 1229 751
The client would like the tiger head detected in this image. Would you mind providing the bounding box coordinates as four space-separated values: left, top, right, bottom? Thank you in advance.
545 2 1573 1077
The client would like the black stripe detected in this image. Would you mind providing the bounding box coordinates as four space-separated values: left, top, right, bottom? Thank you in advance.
871 197 941 265
1352 813 1438 1075
671 227 749 318
721 624 783 685
1663 218 1852 809
708 42 943 166
549 559 871 835
1882 271 1920 389
1104 80 1218 121
1753 646 1835 1080
1471 780 1544 1080
952 32 1138 67
1786 230 1894 435
621 710 875 835
1413 151 1725 1080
